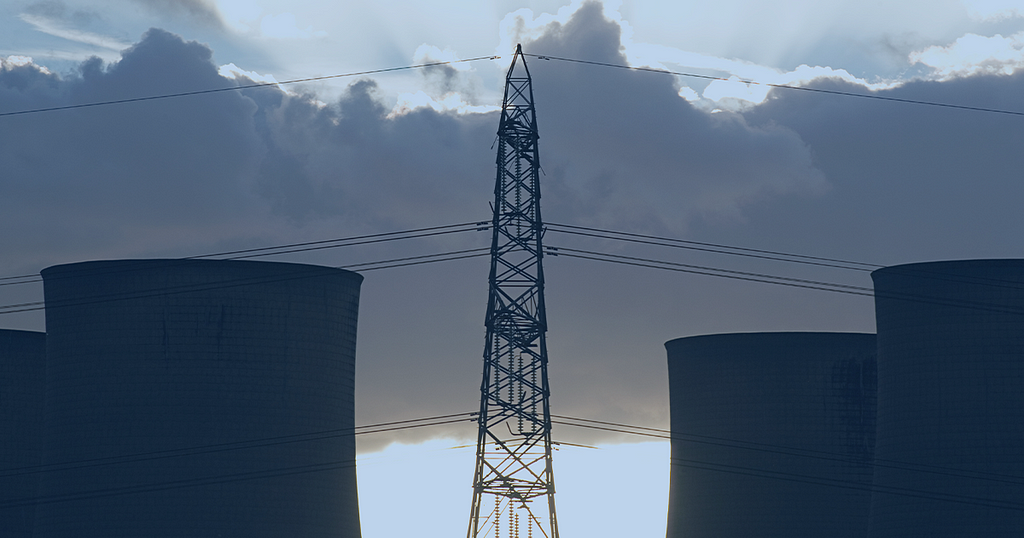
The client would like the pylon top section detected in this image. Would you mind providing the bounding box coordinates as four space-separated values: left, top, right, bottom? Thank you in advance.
507 44 531 81
502 44 535 113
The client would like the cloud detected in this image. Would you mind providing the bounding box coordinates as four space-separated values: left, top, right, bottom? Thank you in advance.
19 3 130 53
24 0 101 25
8 3 1024 450
126 0 225 30
910 31 1024 78
507 1 827 231
962 0 1023 20
0 5 832 448
388 45 496 115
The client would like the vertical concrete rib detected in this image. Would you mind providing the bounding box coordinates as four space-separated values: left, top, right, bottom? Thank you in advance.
665 332 876 538
36 259 363 538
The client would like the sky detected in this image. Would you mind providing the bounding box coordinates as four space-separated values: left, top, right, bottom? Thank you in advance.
3 0 1024 536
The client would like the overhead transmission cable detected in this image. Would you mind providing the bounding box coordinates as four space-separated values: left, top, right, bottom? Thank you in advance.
5 410 1023 512
524 53 1024 117
546 222 881 271
4 221 1024 315
546 245 875 297
550 415 1024 485
0 412 477 479
0 56 499 118
546 244 1024 315
3 51 1022 120
0 245 491 316
0 220 491 291
550 416 1024 512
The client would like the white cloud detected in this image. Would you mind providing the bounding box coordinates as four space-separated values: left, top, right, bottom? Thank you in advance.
18 13 130 51
702 76 772 107
623 40 891 110
218 62 280 84
910 32 1024 78
413 44 475 72
389 90 498 117
2 55 39 69
677 86 700 101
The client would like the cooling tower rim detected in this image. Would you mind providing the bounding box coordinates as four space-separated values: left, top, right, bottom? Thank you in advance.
41 258 364 284
871 258 1024 279
0 328 45 337
664 331 875 351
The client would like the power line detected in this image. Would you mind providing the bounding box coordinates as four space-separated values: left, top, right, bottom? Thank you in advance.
525 53 1024 117
546 244 875 298
546 222 880 271
552 416 1024 512
194 221 491 260
7 410 1021 511
2 50 1019 122
551 415 1024 486
0 245 491 316
339 247 489 271
0 220 490 289
547 223 1024 296
549 245 1024 315
3 221 1024 317
0 412 477 478
0 56 499 118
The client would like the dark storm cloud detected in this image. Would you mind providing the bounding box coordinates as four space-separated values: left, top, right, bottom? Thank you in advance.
0 27 492 270
517 1 827 232
0 6 837 450
0 29 262 270
740 72 1024 264
240 77 495 226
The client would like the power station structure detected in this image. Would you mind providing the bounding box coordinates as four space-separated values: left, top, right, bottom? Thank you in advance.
665 332 877 538
23 259 363 538
0 329 47 538
867 260 1024 537
469 45 559 538
665 259 1024 537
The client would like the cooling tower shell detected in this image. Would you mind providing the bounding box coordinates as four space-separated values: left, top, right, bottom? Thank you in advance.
868 260 1024 537
665 332 877 538
0 329 47 538
35 259 363 538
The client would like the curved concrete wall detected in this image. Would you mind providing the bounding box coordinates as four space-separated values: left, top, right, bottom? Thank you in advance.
36 259 363 538
665 332 877 538
869 260 1024 537
0 329 47 538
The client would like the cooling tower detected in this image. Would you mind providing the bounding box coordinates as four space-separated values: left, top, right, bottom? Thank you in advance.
868 260 1024 537
35 259 363 538
665 332 877 538
0 329 46 538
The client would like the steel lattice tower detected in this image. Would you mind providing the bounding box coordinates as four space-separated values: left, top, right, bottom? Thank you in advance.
468 45 559 538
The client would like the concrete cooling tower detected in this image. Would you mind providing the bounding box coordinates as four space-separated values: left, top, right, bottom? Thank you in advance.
665 332 877 538
0 329 46 538
35 259 363 538
868 260 1024 537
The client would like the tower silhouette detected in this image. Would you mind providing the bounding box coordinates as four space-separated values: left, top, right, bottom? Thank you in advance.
468 45 559 538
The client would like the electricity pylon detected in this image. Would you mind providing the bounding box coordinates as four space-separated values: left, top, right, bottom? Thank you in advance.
468 44 559 538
